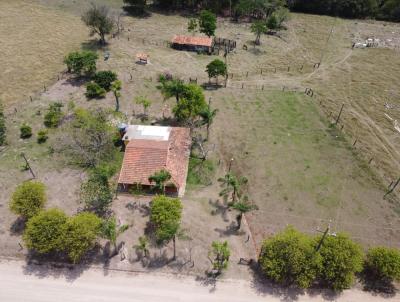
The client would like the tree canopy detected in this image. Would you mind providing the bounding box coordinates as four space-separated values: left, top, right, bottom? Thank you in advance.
199 10 217 37
206 59 228 83
209 241 230 274
82 4 115 44
64 51 98 77
365 247 400 282
10 181 47 219
172 84 207 126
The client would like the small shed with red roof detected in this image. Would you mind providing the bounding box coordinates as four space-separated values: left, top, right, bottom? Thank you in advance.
171 35 214 54
118 125 191 197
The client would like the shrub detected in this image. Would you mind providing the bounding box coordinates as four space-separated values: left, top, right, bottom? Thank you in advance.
365 247 400 282
259 226 322 288
318 233 364 290
64 51 98 76
187 158 215 186
209 241 230 274
80 172 113 215
23 209 67 254
9 181 47 219
85 82 106 98
37 130 48 144
62 212 102 263
44 102 64 128
20 123 32 139
93 71 117 91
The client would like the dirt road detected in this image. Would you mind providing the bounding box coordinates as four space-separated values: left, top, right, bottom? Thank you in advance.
0 259 397 302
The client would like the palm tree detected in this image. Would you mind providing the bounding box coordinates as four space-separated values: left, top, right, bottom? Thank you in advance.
134 236 150 259
111 80 122 112
231 197 258 229
218 173 248 203
148 169 172 194
199 105 218 140
101 217 129 257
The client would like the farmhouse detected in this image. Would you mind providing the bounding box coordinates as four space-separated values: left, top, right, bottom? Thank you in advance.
171 35 214 54
118 125 191 197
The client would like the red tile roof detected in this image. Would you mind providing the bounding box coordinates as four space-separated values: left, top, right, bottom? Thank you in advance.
118 127 191 193
172 35 213 47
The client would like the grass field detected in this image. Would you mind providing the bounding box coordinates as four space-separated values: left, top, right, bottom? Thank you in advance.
1 1 400 270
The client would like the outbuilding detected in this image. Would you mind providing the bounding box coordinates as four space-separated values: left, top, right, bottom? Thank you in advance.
171 35 214 54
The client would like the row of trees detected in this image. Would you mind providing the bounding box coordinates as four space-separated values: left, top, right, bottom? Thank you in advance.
259 226 400 290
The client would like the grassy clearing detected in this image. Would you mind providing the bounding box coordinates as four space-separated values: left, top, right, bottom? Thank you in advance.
186 158 216 189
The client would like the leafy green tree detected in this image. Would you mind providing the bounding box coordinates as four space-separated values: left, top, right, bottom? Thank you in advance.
10 181 46 219
20 123 32 139
62 212 102 263
199 105 218 140
37 130 48 144
80 172 113 215
365 247 400 283
93 71 118 91
251 20 267 45
199 10 217 37
231 198 258 229
101 216 129 256
158 78 186 104
259 226 322 288
64 51 98 77
318 233 364 290
188 18 198 35
209 241 230 274
44 102 64 128
81 4 114 45
134 236 150 259
23 209 67 254
135 96 152 117
111 80 122 112
172 84 207 127
206 59 227 85
148 169 172 194
0 101 6 145
218 172 248 203
150 195 183 260
86 82 107 98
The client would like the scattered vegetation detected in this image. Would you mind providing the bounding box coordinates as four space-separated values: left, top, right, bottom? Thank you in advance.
20 123 32 139
37 130 49 144
64 51 98 77
187 158 215 187
135 96 151 118
101 216 129 256
44 102 64 128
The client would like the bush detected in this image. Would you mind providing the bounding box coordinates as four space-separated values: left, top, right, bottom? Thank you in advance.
9 181 47 219
44 102 64 128
85 82 106 98
80 172 113 215
318 233 364 290
37 130 48 144
23 209 67 254
20 123 32 139
93 71 117 91
259 226 322 288
62 212 102 263
64 51 98 76
365 247 400 282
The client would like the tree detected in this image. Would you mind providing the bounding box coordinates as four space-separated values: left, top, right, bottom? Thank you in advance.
231 198 258 229
56 108 115 167
150 195 183 260
318 233 364 290
135 96 152 118
273 6 289 28
23 209 67 254
158 78 186 104
93 71 118 91
188 18 198 35
209 241 230 274
44 102 64 128
62 212 102 263
206 59 227 85
64 51 98 77
10 181 46 219
259 226 322 288
81 4 114 45
101 216 129 256
0 101 6 145
218 172 248 203
85 82 107 98
365 247 400 283
80 171 113 215
172 84 207 127
134 236 150 259
20 123 32 139
199 10 217 37
199 105 218 140
111 80 122 112
251 20 267 45
148 169 172 194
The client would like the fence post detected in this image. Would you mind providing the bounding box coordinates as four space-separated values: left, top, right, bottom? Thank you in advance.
242 83 244 89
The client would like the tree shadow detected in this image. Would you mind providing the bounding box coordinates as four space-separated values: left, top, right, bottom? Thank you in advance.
201 83 225 91
359 270 398 298
9 217 26 236
209 198 229 222
195 275 218 293
214 221 245 237
122 6 151 18
63 76 89 88
81 40 108 52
